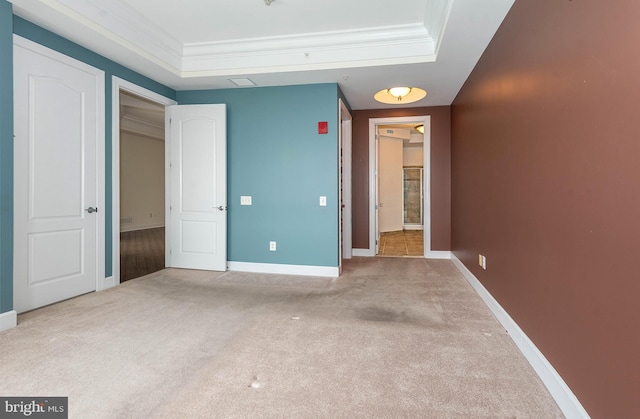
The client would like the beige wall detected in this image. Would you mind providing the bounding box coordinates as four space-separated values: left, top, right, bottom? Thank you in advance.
403 144 423 167
120 132 165 231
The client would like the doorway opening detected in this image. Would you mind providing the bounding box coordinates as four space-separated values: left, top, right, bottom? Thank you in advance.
111 77 176 285
368 116 432 258
118 90 165 281
377 123 424 257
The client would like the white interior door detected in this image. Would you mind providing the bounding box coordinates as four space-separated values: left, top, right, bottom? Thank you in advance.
378 136 404 233
167 105 227 271
13 36 104 313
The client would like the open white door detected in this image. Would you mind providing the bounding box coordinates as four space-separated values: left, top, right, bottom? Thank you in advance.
13 36 104 313
378 136 404 234
166 105 227 271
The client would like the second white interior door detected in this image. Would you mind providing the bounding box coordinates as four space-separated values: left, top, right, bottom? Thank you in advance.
166 104 227 271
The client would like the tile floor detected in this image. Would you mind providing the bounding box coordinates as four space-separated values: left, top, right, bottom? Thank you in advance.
378 229 424 257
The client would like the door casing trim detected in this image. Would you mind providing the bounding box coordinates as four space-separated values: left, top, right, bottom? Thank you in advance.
111 77 176 287
367 115 431 257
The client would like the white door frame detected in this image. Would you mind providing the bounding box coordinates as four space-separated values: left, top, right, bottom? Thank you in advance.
367 116 436 258
339 99 353 269
111 77 176 287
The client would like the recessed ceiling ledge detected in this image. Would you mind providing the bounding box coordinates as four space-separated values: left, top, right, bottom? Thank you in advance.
178 53 437 80
180 25 436 75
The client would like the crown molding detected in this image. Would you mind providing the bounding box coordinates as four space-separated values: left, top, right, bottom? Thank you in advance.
11 0 439 78
120 113 164 140
423 0 454 55
181 24 436 76
10 0 183 73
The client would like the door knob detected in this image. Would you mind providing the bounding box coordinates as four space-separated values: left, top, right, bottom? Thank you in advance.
216 206 227 211
85 207 98 213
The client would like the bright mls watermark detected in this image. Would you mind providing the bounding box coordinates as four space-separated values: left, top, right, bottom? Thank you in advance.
0 397 67 418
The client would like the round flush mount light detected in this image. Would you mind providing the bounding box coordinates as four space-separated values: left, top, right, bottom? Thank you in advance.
374 86 427 105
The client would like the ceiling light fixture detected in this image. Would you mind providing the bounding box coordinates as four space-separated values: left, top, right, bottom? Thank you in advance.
387 87 411 100
264 0 273 5
415 124 424 134
374 86 427 105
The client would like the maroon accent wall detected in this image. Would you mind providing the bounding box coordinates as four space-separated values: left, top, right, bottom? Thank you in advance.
352 107 450 251
451 0 640 416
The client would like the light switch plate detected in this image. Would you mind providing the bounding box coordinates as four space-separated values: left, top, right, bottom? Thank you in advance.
241 196 252 205
319 196 327 206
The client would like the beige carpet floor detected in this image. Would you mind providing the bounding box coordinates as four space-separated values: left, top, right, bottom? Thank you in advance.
0 258 563 418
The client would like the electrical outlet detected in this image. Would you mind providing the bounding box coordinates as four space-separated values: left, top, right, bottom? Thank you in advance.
319 196 327 206
241 196 252 205
269 241 276 251
481 255 487 270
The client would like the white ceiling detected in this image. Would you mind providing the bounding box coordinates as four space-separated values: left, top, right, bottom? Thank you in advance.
9 0 515 110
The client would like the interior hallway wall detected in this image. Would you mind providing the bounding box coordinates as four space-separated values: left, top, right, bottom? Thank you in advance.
120 132 165 232
351 106 451 251
451 0 640 416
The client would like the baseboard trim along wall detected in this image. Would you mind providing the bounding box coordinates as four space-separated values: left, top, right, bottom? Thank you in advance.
451 254 590 419
0 310 17 332
227 262 339 278
425 251 451 259
351 249 452 259
120 223 165 233
352 249 374 257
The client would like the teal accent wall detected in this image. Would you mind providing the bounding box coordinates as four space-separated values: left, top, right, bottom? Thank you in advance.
1 11 340 315
0 1 13 313
12 16 176 279
178 84 340 267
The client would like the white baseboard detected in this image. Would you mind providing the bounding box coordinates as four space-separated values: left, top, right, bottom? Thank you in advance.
425 250 451 259
352 249 451 259
352 249 375 257
0 310 17 332
451 254 590 419
227 261 339 277
120 223 165 233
